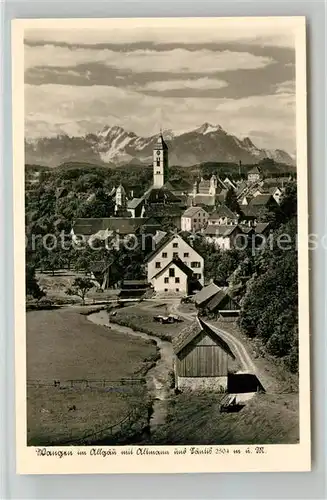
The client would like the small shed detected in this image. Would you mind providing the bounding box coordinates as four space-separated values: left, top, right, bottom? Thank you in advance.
206 288 240 319
194 282 221 310
173 317 235 391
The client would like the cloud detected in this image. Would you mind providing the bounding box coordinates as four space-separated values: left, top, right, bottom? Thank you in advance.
25 45 274 74
25 83 295 152
134 78 229 91
275 79 295 94
24 18 296 48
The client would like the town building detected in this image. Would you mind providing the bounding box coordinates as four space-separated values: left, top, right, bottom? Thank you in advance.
204 224 243 250
247 166 262 183
151 257 200 295
173 316 235 391
181 206 209 232
146 232 204 287
207 205 238 226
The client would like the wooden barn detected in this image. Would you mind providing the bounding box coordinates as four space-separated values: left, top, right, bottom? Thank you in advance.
173 317 235 391
206 288 240 319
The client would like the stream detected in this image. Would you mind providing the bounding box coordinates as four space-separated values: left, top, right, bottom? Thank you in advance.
87 310 174 435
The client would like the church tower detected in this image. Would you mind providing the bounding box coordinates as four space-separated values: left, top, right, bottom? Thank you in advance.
153 132 169 188
115 183 126 213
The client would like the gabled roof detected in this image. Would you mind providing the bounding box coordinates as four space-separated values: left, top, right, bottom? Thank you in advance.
172 316 235 357
209 204 237 219
206 288 240 312
249 194 274 206
143 187 182 204
127 198 144 209
164 179 192 192
192 194 216 206
254 222 270 234
194 282 220 305
145 231 202 263
151 257 194 280
204 224 240 237
248 166 261 175
182 206 208 218
239 206 259 218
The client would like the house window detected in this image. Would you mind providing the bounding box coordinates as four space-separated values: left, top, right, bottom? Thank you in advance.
195 273 202 280
155 262 161 268
173 252 178 258
164 277 169 284
175 277 180 283
164 288 168 292
156 159 160 166
162 252 167 258
169 268 175 277
176 288 179 292
191 262 200 268
173 242 178 248
183 252 189 258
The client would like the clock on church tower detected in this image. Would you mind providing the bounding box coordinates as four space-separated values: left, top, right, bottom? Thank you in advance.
153 132 169 188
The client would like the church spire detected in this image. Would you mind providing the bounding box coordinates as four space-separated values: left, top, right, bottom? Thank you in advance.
153 130 169 188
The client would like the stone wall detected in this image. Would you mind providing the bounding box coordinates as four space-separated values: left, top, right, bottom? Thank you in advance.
177 376 228 392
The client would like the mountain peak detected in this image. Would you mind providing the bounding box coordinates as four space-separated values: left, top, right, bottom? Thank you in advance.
196 122 223 135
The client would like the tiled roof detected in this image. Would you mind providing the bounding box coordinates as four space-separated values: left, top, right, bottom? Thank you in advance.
144 232 197 263
192 194 216 206
209 204 237 219
206 288 240 312
249 194 274 206
194 282 220 305
143 187 182 204
204 224 240 237
127 198 143 209
255 222 270 234
182 206 207 218
172 316 235 357
240 206 259 218
155 133 168 150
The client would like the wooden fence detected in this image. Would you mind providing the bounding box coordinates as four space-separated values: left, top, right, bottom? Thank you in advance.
27 378 145 389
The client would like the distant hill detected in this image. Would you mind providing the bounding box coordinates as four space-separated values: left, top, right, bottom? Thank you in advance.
25 123 295 168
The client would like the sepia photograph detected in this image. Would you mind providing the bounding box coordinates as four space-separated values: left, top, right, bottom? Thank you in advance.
13 17 310 473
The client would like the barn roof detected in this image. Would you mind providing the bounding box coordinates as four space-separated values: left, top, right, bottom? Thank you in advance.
194 282 220 305
206 288 240 312
191 194 216 206
173 316 235 358
248 166 261 175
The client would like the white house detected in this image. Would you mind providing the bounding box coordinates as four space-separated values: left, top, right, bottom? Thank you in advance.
151 257 196 295
204 224 244 250
181 206 209 232
146 233 204 287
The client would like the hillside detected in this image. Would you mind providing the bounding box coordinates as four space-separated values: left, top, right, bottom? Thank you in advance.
25 123 295 168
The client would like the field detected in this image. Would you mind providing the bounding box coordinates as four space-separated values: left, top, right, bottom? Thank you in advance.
110 301 190 341
153 392 299 445
26 307 157 445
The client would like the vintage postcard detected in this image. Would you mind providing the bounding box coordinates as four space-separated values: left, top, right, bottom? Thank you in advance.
12 17 310 474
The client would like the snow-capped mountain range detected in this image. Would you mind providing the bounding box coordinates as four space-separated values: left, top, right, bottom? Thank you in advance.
25 123 295 168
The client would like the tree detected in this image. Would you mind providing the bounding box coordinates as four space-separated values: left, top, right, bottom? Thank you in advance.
225 187 240 214
65 277 94 305
26 264 46 301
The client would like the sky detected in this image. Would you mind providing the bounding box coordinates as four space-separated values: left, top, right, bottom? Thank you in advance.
24 18 296 154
